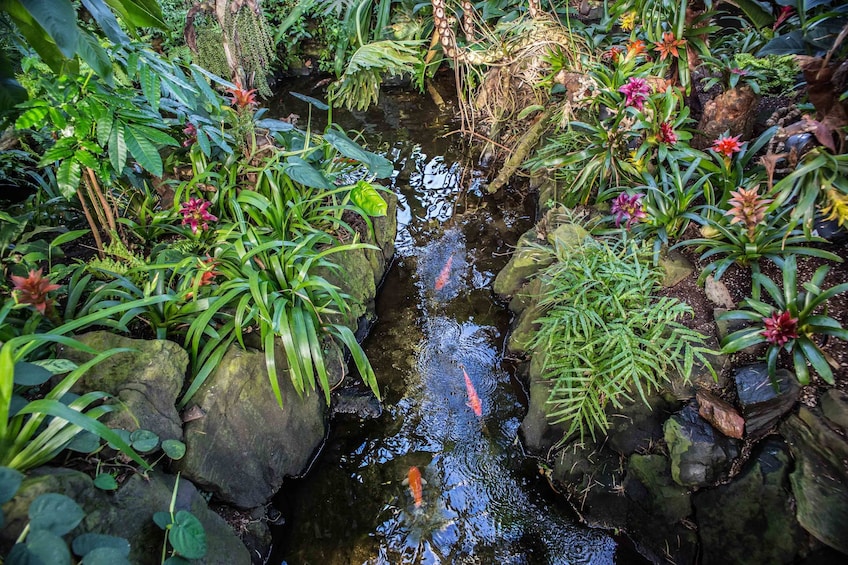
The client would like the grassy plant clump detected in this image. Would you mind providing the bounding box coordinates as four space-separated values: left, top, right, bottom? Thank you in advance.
529 233 715 444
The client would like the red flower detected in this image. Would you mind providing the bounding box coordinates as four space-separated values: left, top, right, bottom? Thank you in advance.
10 269 61 314
762 310 799 347
604 46 625 63
618 77 652 110
183 123 197 147
773 6 793 31
658 121 678 144
180 198 218 234
198 256 220 286
625 40 647 61
654 32 686 61
225 80 258 110
712 134 743 158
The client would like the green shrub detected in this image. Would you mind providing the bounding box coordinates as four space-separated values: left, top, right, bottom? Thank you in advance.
528 232 716 444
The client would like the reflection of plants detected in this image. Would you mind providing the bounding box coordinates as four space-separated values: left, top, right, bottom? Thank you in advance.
720 255 848 384
1 466 132 563
529 234 715 443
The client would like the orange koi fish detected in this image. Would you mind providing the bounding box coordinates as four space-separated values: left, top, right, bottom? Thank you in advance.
434 255 454 290
462 365 483 417
403 466 426 508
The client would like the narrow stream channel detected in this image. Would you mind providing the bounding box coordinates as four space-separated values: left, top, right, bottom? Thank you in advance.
269 80 645 564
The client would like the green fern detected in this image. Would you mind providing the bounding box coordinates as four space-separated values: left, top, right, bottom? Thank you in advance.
87 238 147 284
329 40 422 111
528 233 716 444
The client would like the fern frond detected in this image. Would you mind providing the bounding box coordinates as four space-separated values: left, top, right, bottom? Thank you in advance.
330 40 423 111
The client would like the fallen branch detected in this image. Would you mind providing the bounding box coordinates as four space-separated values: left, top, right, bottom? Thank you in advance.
486 108 552 194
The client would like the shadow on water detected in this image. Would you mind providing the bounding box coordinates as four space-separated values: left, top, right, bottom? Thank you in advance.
269 78 646 564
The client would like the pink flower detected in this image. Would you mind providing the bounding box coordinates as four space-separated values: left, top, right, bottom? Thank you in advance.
10 269 61 314
611 192 647 229
618 77 651 110
658 121 678 144
180 198 218 234
712 134 743 158
762 311 799 347
183 123 197 147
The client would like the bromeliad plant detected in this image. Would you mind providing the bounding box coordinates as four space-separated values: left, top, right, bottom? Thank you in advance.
720 255 848 384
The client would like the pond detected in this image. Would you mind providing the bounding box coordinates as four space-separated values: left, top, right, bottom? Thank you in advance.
268 78 647 564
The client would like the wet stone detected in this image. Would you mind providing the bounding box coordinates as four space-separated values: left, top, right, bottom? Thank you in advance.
696 389 745 439
332 389 383 420
694 438 804 565
781 408 848 555
735 364 799 436
821 389 848 432
606 392 679 456
664 403 739 487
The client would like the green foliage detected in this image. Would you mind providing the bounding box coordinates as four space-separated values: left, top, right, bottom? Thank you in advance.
329 40 422 111
0 466 132 564
154 473 207 563
733 53 799 95
529 233 716 443
720 255 848 385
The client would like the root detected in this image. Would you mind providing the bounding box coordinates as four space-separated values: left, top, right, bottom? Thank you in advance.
486 108 552 194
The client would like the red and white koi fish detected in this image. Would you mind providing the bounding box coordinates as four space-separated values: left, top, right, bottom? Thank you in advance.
462 365 482 417
403 466 426 507
434 255 454 290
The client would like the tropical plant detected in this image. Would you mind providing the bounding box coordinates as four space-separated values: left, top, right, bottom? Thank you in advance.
528 233 716 443
700 52 766 94
769 148 848 238
153 473 207 563
720 254 848 384
1 466 132 563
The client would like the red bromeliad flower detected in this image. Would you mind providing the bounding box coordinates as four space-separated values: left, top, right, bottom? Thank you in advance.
654 32 686 61
611 192 647 229
658 121 678 144
180 198 218 234
604 46 625 63
619 77 652 110
625 39 647 61
183 123 197 147
773 6 793 31
762 310 799 347
225 80 258 110
199 256 220 286
712 134 743 158
10 269 61 314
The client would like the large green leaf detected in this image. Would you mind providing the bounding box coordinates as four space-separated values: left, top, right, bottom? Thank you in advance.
108 121 127 173
12 361 52 386
8 529 71 565
0 466 23 504
80 547 132 565
103 0 166 32
76 32 112 80
19 0 80 58
80 0 130 44
350 180 387 216
139 64 161 111
125 124 163 176
284 157 332 189
28 493 84 535
56 159 81 200
170 510 207 559
323 129 393 178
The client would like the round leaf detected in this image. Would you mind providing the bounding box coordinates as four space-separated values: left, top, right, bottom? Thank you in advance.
152 511 171 530
129 429 159 453
80 546 131 565
13 361 53 386
29 493 84 536
72 532 130 558
170 510 207 559
161 439 186 460
24 529 71 565
0 466 24 504
107 429 132 450
67 431 101 453
163 556 192 565
350 181 388 217
93 473 119 491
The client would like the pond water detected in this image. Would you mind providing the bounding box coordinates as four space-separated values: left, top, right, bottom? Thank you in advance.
269 79 646 564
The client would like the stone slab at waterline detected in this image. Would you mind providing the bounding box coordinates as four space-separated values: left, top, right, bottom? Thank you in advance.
176 343 334 509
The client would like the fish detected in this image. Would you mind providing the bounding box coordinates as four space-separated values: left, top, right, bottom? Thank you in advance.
434 255 454 290
462 365 483 417
402 466 426 508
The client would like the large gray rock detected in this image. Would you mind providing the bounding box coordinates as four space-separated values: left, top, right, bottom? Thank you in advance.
1 468 250 564
694 438 804 565
63 332 187 443
519 354 569 453
735 364 799 436
624 454 697 565
493 228 553 298
664 404 739 487
781 407 848 555
607 392 679 456
177 343 333 508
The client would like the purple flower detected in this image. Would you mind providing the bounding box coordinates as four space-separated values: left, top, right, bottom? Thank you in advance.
611 192 647 229
180 198 218 234
618 77 651 110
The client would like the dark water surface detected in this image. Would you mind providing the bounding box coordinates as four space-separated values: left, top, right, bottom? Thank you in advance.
269 80 643 564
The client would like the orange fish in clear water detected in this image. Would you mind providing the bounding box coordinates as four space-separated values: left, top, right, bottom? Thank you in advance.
403 466 426 507
434 255 454 290
462 365 483 417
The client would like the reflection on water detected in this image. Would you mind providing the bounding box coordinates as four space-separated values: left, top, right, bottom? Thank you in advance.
271 81 642 564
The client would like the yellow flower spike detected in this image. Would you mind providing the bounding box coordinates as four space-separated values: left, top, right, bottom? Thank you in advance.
629 150 646 175
620 12 637 32
821 189 848 227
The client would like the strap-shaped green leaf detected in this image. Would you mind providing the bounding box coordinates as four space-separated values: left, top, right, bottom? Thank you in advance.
125 124 163 176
